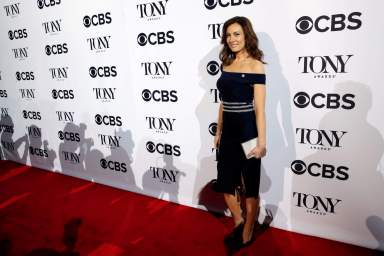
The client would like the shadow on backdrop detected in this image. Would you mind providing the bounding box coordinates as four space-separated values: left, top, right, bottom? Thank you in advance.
194 45 228 215
58 123 87 173
292 81 384 248
28 124 56 170
0 114 29 164
367 216 384 254
106 128 138 190
142 153 186 203
83 127 139 192
257 32 295 228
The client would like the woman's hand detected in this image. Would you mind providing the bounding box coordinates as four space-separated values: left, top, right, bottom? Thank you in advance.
247 144 266 159
214 133 221 149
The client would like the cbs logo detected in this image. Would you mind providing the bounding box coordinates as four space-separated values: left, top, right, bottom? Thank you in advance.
23 110 41 120
52 89 74 99
291 160 348 180
296 12 362 34
293 92 355 110
45 43 68 55
29 146 48 157
37 0 61 9
95 114 122 126
142 89 178 102
208 122 217 136
83 12 112 28
58 131 80 142
207 61 221 75
8 29 27 40
204 0 253 10
100 159 127 172
146 141 181 156
16 71 35 81
89 66 117 78
137 31 174 46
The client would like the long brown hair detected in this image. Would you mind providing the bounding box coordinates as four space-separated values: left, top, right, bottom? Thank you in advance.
219 16 265 66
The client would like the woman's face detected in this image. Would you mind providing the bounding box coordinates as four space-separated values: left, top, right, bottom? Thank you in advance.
226 22 246 53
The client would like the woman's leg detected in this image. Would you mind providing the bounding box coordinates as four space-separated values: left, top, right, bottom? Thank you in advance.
242 196 260 242
224 192 244 226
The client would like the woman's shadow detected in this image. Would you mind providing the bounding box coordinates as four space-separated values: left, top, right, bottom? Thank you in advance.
257 32 296 228
193 45 228 215
291 81 384 249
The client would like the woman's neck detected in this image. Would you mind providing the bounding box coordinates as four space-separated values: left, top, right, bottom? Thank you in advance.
235 50 250 62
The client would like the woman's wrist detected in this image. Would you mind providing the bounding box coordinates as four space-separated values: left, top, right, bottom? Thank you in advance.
257 140 266 147
216 126 222 135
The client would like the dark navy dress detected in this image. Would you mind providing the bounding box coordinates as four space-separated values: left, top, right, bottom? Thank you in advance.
216 70 266 198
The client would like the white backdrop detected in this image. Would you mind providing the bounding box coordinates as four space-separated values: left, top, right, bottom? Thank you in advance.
1 0 383 250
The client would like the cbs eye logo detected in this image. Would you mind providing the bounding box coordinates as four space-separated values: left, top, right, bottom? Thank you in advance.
146 141 156 153
208 122 217 136
141 89 152 101
142 89 152 102
295 16 313 35
100 158 108 169
137 33 146 46
291 160 306 175
45 45 51 55
207 61 220 75
293 92 310 108
204 0 218 10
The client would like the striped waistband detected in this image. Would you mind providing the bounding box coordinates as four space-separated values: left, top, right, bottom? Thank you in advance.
222 101 254 112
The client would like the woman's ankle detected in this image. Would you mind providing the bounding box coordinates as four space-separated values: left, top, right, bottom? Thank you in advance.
234 217 244 227
242 226 253 243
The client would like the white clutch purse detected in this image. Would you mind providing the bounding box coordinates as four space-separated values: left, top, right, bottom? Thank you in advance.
241 137 258 159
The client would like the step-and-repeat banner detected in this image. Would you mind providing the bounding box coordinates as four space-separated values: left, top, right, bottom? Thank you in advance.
1 0 383 250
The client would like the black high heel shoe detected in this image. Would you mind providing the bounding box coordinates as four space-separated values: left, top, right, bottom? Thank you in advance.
238 232 255 249
224 222 244 245
231 226 255 250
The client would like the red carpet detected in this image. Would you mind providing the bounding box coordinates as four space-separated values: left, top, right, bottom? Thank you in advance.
0 160 377 256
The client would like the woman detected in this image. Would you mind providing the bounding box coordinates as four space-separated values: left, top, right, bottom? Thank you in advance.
214 16 267 249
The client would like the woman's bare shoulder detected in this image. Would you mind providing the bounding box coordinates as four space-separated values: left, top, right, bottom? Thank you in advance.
249 58 265 74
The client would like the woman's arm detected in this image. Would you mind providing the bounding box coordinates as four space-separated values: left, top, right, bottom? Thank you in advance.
254 85 266 148
214 103 224 148
251 61 267 158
